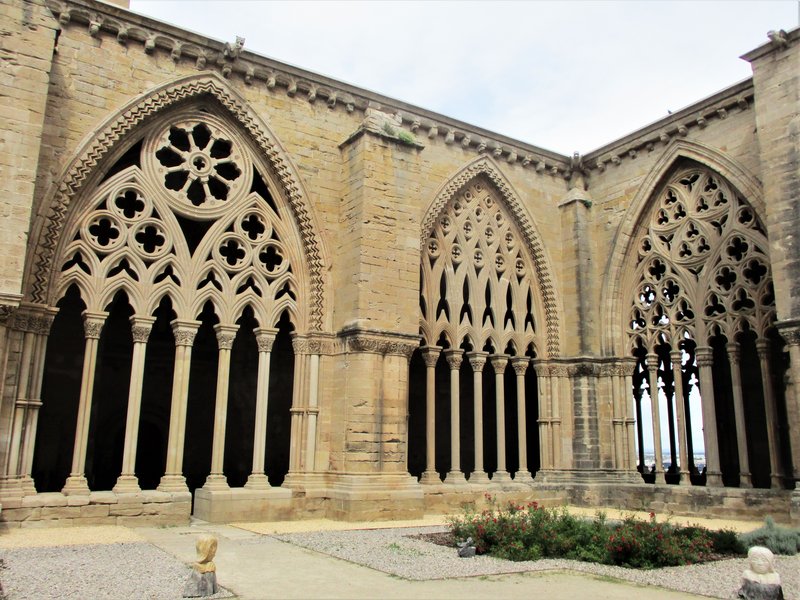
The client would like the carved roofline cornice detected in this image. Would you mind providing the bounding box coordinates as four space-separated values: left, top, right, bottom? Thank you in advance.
741 26 800 63
49 0 572 177
583 79 755 173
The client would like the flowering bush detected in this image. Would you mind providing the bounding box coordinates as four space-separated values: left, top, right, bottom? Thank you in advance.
447 497 728 568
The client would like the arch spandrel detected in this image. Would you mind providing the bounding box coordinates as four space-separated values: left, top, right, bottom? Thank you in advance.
600 140 765 355
24 72 329 332
420 156 560 357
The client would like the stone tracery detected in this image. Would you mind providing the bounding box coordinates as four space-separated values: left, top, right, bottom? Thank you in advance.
626 164 782 488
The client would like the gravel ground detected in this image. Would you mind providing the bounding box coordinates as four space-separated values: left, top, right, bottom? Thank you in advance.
276 525 800 600
0 542 232 600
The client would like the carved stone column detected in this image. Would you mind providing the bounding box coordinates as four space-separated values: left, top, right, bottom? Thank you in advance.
420 346 441 484
114 316 155 493
670 350 692 486
511 357 533 483
645 353 665 484
7 318 36 484
623 360 639 473
725 343 752 488
490 355 511 483
695 346 722 486
609 362 625 472
756 338 783 489
533 361 552 471
287 336 309 476
158 320 200 493
19 311 56 495
62 311 107 496
551 365 565 469
203 324 238 490
777 322 800 484
246 328 277 489
444 349 466 484
467 351 489 484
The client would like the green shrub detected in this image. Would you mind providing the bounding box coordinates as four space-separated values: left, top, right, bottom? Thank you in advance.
447 498 730 568
739 517 800 555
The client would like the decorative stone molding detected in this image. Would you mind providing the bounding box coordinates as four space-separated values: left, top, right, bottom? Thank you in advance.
776 320 800 346
336 326 420 357
420 157 560 357
585 80 755 172
28 72 326 331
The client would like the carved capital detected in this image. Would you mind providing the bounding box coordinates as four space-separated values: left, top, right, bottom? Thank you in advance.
532 360 550 377
695 346 714 368
669 349 683 367
568 362 599 377
130 316 155 344
254 327 279 353
466 351 487 372
214 324 238 350
777 320 800 347
0 304 15 325
385 341 418 359
645 353 660 370
82 312 108 340
171 320 200 347
421 346 441 368
444 349 463 370
756 338 771 358
550 364 570 377
511 357 530 376
490 355 508 374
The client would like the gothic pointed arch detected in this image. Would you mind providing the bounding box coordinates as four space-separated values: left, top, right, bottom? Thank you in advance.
600 140 764 355
420 157 560 357
24 72 328 331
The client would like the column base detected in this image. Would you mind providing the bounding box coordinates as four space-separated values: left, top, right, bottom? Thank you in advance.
468 471 490 485
157 474 189 493
62 475 90 496
444 471 468 485
244 473 271 490
0 477 24 505
770 474 783 489
202 474 229 491
19 475 37 496
739 473 753 489
513 471 535 484
490 470 512 483
420 471 441 485
706 471 723 487
113 475 142 494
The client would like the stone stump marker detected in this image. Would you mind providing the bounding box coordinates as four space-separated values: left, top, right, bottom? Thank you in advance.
738 546 784 600
183 535 219 598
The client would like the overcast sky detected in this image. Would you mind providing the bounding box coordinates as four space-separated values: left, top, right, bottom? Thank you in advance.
130 1 797 156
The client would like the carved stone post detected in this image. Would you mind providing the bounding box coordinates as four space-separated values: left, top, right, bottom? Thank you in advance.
490 355 511 483
62 311 107 496
305 345 321 473
726 343 752 488
551 365 565 469
114 316 155 493
158 319 200 493
645 353 665 484
7 318 36 484
695 346 723 486
623 360 638 473
467 351 489 483
420 346 441 484
511 357 533 483
756 339 783 489
245 328 277 489
444 349 466 484
203 324 238 490
670 350 692 486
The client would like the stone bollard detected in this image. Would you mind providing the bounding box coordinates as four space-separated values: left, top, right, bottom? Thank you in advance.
738 546 784 600
183 535 219 598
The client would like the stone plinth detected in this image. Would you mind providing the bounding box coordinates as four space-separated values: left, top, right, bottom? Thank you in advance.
192 487 293 523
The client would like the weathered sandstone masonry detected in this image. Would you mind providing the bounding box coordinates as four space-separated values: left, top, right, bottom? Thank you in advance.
0 0 798 525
